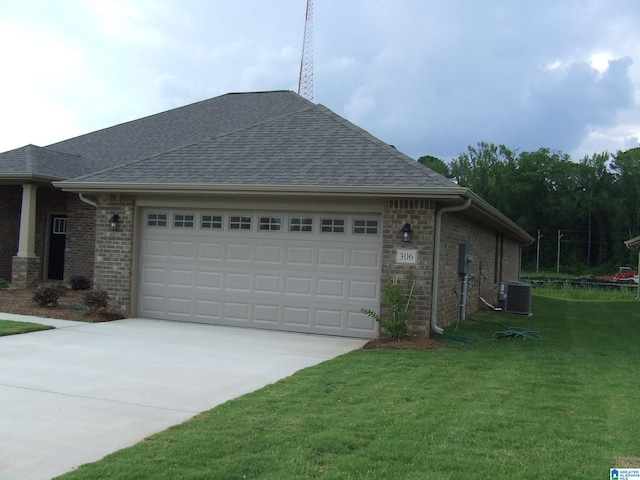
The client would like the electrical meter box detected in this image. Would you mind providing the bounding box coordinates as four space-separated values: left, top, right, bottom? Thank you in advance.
458 243 471 274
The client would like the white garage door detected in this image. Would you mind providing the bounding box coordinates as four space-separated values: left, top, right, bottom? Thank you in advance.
138 208 381 338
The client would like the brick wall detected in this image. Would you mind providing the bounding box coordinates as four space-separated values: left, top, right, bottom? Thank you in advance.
381 199 524 336
94 194 136 314
0 186 21 281
65 195 96 281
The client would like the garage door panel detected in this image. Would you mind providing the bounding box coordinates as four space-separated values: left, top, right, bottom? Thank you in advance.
227 244 252 262
139 208 381 338
316 278 344 297
143 267 168 286
255 275 281 293
349 280 379 300
285 277 312 295
286 247 314 265
198 242 223 260
284 307 311 326
315 309 343 329
255 245 283 263
253 304 279 323
195 300 219 318
169 269 194 287
350 249 380 269
170 241 195 258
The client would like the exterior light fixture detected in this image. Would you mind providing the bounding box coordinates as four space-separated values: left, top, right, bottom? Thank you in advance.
401 223 412 242
110 213 120 231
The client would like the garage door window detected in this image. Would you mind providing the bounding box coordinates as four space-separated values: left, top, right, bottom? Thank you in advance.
201 215 223 229
353 219 379 234
174 214 195 228
230 215 252 230
259 216 282 231
147 213 167 227
321 218 345 233
289 217 313 232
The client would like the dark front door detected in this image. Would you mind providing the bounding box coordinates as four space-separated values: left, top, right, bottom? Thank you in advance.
48 215 67 280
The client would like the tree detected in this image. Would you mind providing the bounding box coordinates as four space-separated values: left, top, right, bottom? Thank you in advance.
417 155 450 177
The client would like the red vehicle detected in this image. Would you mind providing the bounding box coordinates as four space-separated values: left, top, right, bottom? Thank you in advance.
613 266 638 283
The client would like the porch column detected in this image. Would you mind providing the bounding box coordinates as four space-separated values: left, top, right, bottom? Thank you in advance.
12 184 40 287
17 184 37 257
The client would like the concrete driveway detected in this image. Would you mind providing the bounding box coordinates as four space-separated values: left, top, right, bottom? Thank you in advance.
0 314 367 480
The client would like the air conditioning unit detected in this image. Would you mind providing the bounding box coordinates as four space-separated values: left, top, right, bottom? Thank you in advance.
498 281 533 315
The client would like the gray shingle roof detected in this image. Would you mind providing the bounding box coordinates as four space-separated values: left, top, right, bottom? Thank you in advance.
1 90 455 190
0 144 86 180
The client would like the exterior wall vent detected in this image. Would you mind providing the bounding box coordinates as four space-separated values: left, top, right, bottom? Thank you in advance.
498 281 533 315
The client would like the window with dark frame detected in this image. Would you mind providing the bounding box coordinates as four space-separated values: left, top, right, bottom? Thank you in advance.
353 219 378 234
174 214 195 228
147 213 167 227
230 215 252 230
201 215 223 229
321 218 345 233
259 216 282 231
289 217 313 232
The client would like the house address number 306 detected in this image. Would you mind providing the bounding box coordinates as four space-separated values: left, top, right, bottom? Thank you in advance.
396 249 417 264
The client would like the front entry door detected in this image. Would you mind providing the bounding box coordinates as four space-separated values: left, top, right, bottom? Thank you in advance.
47 215 67 280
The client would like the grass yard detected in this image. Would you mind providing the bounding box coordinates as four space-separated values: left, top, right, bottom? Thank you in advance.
56 296 640 479
0 319 53 336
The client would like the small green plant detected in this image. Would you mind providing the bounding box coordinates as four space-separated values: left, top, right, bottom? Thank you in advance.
33 286 60 307
52 282 68 295
0 278 10 291
361 274 416 340
69 275 92 291
83 288 110 313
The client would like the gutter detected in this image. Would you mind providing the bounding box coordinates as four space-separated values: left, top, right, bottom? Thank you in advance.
78 193 98 208
430 198 472 335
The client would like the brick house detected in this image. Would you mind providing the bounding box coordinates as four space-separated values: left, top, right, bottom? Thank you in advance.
0 91 533 338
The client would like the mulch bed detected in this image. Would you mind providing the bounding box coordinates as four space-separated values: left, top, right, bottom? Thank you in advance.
0 288 123 323
363 335 445 350
2 288 444 349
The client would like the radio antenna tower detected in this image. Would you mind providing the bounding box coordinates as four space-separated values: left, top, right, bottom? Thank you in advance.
297 0 313 100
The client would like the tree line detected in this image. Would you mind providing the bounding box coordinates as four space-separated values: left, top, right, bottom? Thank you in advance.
419 143 640 274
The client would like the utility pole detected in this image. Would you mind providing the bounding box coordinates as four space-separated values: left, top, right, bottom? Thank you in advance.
536 230 542 273
556 230 563 274
297 0 313 100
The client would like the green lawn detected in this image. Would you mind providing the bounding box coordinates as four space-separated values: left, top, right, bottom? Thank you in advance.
0 319 53 336
56 296 640 479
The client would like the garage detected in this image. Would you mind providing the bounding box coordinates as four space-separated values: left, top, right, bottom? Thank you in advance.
138 207 382 338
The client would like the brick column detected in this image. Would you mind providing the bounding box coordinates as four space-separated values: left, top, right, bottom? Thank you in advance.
94 194 135 315
381 199 435 336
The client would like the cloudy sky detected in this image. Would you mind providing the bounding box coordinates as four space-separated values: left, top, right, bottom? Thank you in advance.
1 0 639 163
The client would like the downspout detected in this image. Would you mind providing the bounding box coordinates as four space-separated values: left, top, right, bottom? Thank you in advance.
431 197 472 334
78 193 98 208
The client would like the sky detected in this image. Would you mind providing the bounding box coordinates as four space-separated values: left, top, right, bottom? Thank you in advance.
1 0 639 163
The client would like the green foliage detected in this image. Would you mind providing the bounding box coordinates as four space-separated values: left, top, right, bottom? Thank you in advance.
33 286 60 307
361 274 415 339
52 282 68 295
82 289 109 313
418 154 450 177
69 275 91 291
0 320 53 337
0 278 10 291
434 142 640 273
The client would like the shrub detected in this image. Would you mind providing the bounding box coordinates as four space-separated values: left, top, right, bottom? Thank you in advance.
83 289 110 313
52 282 68 295
361 274 416 340
69 275 91 291
0 278 10 291
33 286 60 307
